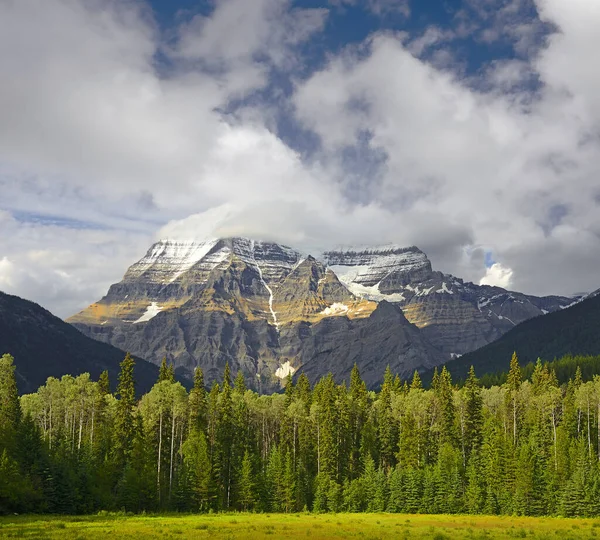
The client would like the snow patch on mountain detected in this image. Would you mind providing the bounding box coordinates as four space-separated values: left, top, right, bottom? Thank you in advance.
324 246 430 287
320 303 349 316
436 282 453 294
329 268 407 302
126 239 220 283
275 361 296 379
134 302 163 323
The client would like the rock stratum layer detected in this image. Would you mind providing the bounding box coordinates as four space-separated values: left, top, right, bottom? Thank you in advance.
69 238 576 390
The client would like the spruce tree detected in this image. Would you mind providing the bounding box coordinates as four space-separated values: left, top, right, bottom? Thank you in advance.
188 367 207 434
437 366 457 447
411 370 423 390
112 352 136 472
349 364 368 479
506 352 522 445
464 366 483 463
98 370 110 395
158 358 175 383
217 363 234 509
238 449 255 511
0 354 21 457
378 366 397 470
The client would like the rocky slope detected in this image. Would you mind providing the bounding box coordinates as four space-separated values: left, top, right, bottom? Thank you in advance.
69 238 575 390
0 290 159 394
324 245 576 356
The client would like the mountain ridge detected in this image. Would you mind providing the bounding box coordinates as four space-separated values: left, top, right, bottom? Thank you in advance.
68 236 577 390
0 289 160 394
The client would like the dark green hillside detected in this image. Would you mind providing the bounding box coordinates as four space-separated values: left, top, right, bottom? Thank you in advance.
0 290 159 393
424 291 600 385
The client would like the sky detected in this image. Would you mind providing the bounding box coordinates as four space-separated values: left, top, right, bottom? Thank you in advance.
1 0 600 318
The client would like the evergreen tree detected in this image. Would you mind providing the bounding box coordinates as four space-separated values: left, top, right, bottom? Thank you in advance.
238 449 255 511
434 366 456 445
158 358 175 383
217 363 235 509
506 352 522 445
378 366 397 470
464 366 483 463
0 354 21 457
348 364 368 479
181 429 211 511
112 353 137 472
411 370 423 390
188 367 207 434
98 370 110 395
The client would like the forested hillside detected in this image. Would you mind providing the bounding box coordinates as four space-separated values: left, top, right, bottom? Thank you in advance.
435 293 600 383
3 351 600 517
0 291 160 393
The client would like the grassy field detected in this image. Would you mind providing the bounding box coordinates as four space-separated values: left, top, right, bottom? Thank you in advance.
1 513 599 539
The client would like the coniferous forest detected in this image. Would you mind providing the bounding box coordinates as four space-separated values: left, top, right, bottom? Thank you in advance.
3 351 600 518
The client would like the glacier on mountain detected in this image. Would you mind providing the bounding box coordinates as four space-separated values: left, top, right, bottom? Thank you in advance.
134 302 163 323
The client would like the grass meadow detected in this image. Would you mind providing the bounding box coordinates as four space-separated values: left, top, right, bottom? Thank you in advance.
1 513 599 539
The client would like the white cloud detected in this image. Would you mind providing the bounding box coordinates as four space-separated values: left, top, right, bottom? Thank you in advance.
292 3 600 295
1 0 600 319
329 0 410 17
480 263 514 288
0 258 16 289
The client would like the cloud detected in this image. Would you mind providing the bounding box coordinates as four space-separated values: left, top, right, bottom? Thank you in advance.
329 0 410 17
480 263 514 288
291 3 600 295
0 210 152 317
1 0 600 318
0 0 327 315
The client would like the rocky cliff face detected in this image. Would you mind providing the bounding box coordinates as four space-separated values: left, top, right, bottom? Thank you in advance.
69 238 575 390
70 238 389 389
323 245 575 356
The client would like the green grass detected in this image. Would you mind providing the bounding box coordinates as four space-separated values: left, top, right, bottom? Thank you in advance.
0 513 598 539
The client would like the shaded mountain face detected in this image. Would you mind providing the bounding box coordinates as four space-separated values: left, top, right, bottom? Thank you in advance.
432 291 600 383
69 238 575 390
0 291 159 394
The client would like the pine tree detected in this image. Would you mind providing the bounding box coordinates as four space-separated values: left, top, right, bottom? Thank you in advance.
238 449 255 511
349 364 368 479
506 352 522 445
465 454 485 514
158 358 175 383
283 451 296 512
437 366 457 447
0 354 21 457
217 363 234 509
116 414 156 512
112 353 137 472
378 366 397 470
411 370 423 390
387 465 405 512
98 370 110 395
188 367 207 434
181 429 211 511
464 366 483 463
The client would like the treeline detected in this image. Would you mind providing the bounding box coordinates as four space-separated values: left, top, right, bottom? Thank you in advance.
478 354 600 388
2 352 600 517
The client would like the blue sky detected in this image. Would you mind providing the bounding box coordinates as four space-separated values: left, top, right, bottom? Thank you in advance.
0 0 599 316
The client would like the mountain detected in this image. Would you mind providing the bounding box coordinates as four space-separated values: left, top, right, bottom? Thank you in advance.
324 245 575 357
0 290 160 394
430 291 600 383
69 237 575 390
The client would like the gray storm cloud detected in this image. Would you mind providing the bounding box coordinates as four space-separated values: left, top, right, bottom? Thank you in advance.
0 0 599 317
